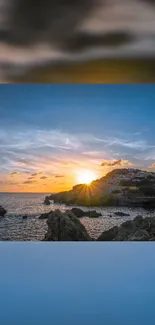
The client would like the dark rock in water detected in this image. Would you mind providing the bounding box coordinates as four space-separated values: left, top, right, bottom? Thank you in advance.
85 210 102 218
97 215 155 241
97 226 118 241
114 220 137 241
22 215 28 219
114 212 130 217
128 229 150 241
0 206 7 217
71 208 86 217
39 211 53 219
44 196 51 205
71 208 101 218
44 209 92 241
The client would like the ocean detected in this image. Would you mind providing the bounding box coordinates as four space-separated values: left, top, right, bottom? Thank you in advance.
0 192 153 241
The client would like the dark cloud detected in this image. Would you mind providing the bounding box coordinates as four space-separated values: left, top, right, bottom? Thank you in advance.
40 176 48 179
31 172 43 176
28 176 35 179
10 172 18 176
55 175 64 178
3 0 96 48
65 31 133 53
23 180 36 184
101 159 122 167
0 0 155 81
101 159 132 167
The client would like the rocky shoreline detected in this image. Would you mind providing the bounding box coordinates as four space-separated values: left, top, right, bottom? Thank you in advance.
41 208 155 241
1 203 155 241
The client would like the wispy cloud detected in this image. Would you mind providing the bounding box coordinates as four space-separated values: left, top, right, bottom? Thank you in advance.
101 137 154 151
0 127 154 188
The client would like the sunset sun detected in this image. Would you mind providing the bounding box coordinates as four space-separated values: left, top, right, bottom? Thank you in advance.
76 170 97 185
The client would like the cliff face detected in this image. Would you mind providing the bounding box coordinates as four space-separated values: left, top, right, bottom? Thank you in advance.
46 168 155 207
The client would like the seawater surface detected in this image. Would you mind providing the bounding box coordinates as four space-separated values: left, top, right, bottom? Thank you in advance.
0 192 153 241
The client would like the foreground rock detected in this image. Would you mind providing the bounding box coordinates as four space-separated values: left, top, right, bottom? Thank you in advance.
0 206 7 217
44 209 92 241
71 208 102 218
97 215 155 241
44 196 51 205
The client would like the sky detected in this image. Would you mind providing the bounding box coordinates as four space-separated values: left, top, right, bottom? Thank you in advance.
1 84 155 192
1 242 155 325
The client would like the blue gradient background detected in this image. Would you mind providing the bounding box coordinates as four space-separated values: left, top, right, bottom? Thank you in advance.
0 243 155 325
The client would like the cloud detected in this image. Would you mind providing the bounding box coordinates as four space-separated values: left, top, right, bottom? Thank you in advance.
150 163 155 168
31 172 42 177
101 159 133 167
28 176 35 179
10 172 18 176
0 128 152 181
23 180 36 184
40 176 48 180
101 159 122 167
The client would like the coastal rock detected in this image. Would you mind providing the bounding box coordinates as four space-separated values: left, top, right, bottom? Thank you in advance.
114 212 130 217
97 215 155 241
0 206 7 217
114 220 137 240
128 230 150 241
86 210 102 218
44 196 51 205
22 215 28 219
132 215 143 226
39 211 53 219
71 208 85 217
71 208 101 218
44 209 92 241
97 226 118 241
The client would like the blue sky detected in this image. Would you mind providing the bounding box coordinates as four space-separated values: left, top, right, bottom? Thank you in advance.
1 243 155 325
0 85 155 192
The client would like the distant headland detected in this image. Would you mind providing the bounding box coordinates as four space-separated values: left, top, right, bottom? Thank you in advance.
44 168 155 209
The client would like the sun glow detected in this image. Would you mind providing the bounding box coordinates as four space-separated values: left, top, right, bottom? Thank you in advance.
76 169 97 185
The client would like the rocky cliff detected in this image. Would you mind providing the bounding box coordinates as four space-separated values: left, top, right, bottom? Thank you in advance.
45 168 155 207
